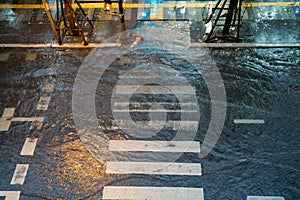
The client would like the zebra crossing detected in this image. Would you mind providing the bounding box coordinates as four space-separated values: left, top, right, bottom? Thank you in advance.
97 51 286 199
101 69 204 200
103 142 204 199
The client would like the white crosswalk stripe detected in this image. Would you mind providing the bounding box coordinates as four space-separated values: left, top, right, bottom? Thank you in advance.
20 138 38 156
115 85 196 94
103 186 204 200
109 140 200 152
0 191 21 200
115 120 198 130
114 102 198 111
247 196 285 200
10 164 29 185
106 161 202 175
36 96 51 110
234 119 265 124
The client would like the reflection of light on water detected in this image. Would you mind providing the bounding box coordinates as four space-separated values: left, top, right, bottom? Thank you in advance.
267 10 276 19
0 7 23 28
257 6 296 20
50 135 115 195
1 8 16 21
294 7 300 14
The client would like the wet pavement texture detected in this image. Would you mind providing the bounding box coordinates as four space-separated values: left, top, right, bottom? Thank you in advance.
0 1 300 200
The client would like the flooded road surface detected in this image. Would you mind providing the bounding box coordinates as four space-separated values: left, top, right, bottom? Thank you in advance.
0 22 299 199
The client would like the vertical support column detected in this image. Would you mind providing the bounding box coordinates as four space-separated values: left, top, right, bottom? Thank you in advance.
64 0 79 35
237 0 242 39
56 0 59 20
222 0 238 35
118 0 125 32
42 0 62 45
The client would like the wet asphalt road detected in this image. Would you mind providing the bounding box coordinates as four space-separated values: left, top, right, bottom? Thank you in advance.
0 1 300 199
0 44 299 199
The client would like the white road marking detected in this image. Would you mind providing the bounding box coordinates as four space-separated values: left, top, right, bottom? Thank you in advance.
116 120 198 131
234 119 265 124
113 102 198 112
113 109 197 113
1 108 15 118
114 102 198 107
247 196 285 200
102 186 204 200
0 108 44 131
0 120 11 131
0 53 10 61
0 191 21 200
115 85 196 94
106 161 202 175
119 75 169 79
118 70 178 79
0 108 15 131
11 117 44 130
12 117 44 122
12 117 44 123
10 164 29 185
43 79 55 93
109 140 200 153
20 138 38 156
36 96 51 110
25 52 37 61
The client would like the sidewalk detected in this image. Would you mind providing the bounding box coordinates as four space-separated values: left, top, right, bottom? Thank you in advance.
0 6 136 45
0 1 299 47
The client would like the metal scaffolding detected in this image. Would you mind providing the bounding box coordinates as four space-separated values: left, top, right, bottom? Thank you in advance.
204 0 243 42
42 0 94 45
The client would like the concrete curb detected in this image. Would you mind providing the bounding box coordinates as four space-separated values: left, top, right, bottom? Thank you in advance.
0 43 121 48
189 43 300 48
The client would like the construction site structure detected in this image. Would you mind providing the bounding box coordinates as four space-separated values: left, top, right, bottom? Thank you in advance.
42 0 124 45
204 0 243 42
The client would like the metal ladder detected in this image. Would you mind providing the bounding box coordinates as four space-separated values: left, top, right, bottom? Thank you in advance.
204 0 242 42
43 0 94 45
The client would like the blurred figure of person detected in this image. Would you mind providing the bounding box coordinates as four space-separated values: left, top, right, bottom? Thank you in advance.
129 34 144 49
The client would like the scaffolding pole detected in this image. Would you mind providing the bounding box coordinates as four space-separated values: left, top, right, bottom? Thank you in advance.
42 0 62 45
